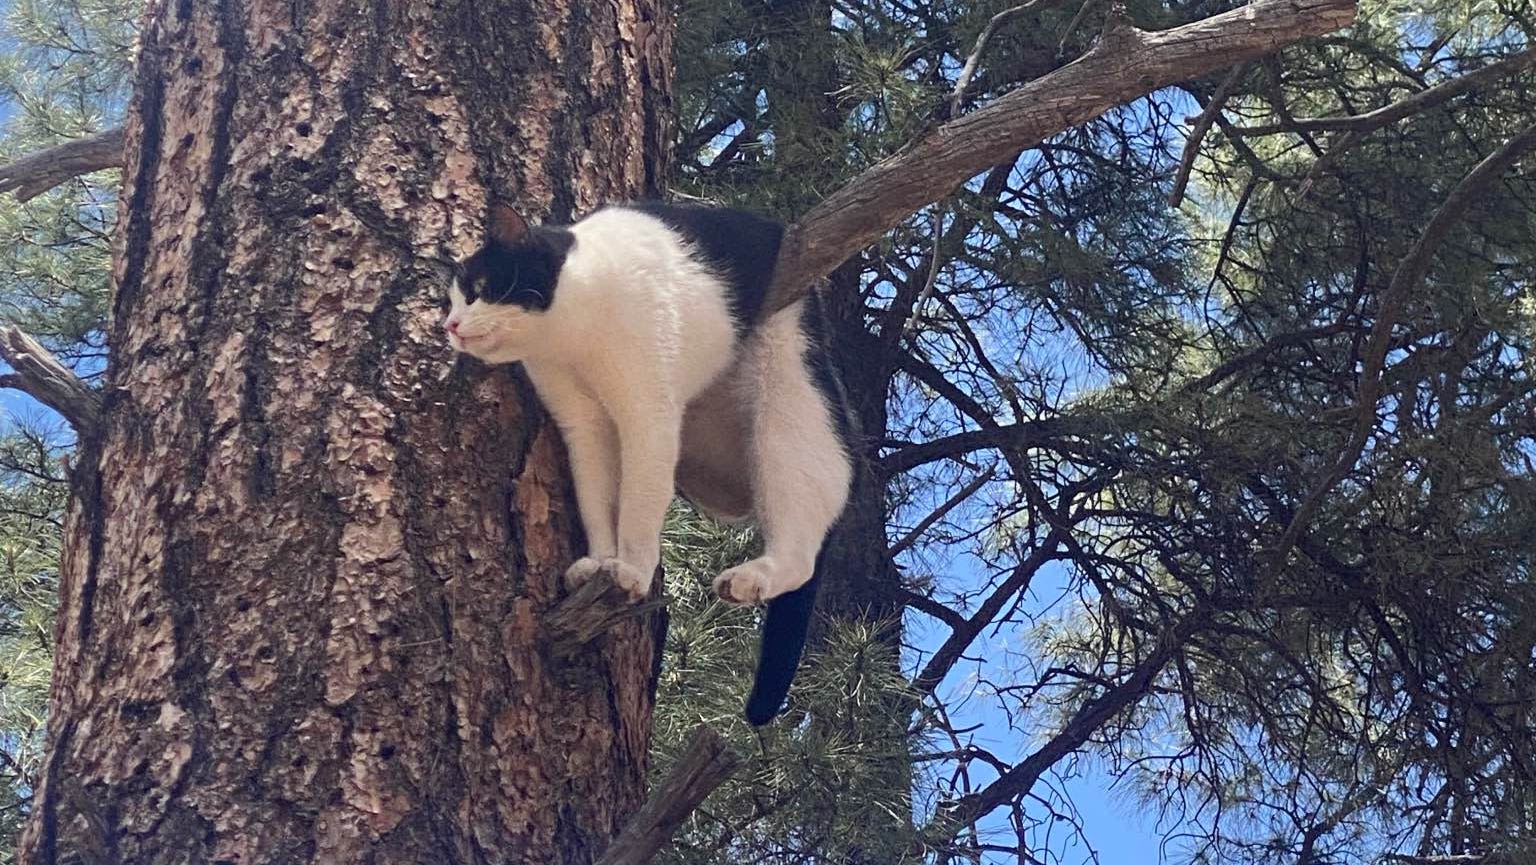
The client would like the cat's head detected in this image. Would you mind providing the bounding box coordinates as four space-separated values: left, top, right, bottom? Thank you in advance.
444 202 574 363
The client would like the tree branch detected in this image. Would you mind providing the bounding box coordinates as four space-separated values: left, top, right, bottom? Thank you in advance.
1169 62 1250 206
766 0 1359 312
931 607 1211 834
0 326 100 437
898 588 969 632
1264 122 1536 577
948 0 1066 118
881 416 1099 476
1231 48 1536 137
594 725 741 865
0 127 125 202
888 468 996 558
912 531 1064 696
1382 856 1505 865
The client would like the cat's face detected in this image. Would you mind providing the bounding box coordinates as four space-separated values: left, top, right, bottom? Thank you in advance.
444 204 573 363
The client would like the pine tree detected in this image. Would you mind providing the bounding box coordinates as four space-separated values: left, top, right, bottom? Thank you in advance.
4 1 1520 863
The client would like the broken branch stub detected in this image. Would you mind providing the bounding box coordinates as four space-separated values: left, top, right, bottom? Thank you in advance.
0 326 100 437
546 561 666 656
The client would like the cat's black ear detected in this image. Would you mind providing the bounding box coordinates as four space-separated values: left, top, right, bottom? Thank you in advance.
487 202 529 246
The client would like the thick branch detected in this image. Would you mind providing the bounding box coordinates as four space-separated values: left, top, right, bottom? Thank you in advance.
767 0 1358 311
0 326 100 436
0 127 125 203
594 726 741 865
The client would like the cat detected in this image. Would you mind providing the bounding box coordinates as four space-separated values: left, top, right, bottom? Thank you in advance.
444 200 855 725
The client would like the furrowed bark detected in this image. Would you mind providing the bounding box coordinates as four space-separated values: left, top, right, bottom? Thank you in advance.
767 0 1359 311
21 1 672 862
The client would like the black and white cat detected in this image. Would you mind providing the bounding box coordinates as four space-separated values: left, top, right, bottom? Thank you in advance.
444 200 854 725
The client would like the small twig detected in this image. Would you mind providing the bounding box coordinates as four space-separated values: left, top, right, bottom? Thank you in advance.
1264 122 1536 578
949 0 1063 118
593 725 741 865
0 326 100 437
1057 0 1100 59
1169 63 1250 207
545 563 666 657
0 127 125 203
888 468 995 558
902 209 947 337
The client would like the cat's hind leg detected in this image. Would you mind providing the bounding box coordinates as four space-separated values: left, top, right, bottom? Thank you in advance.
714 307 851 605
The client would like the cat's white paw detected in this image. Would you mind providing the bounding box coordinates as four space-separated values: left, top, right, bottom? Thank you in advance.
564 556 605 591
603 558 653 601
713 558 781 606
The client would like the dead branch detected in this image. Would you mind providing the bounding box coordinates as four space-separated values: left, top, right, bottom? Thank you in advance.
948 0 1067 118
0 127 125 203
0 326 100 437
593 725 741 865
766 0 1358 312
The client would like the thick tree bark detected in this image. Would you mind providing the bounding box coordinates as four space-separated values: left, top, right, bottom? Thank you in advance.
21 1 672 863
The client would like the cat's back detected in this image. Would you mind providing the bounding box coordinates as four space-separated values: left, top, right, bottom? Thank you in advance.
616 201 784 330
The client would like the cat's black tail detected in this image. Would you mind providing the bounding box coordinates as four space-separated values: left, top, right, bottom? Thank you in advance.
743 548 828 725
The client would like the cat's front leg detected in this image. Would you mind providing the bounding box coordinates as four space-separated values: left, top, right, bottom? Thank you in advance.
609 403 683 601
529 371 621 591
557 413 622 592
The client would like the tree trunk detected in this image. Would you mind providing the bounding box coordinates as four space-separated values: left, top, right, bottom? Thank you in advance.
22 1 672 863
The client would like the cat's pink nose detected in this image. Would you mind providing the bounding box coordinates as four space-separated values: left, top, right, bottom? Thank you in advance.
445 318 461 335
